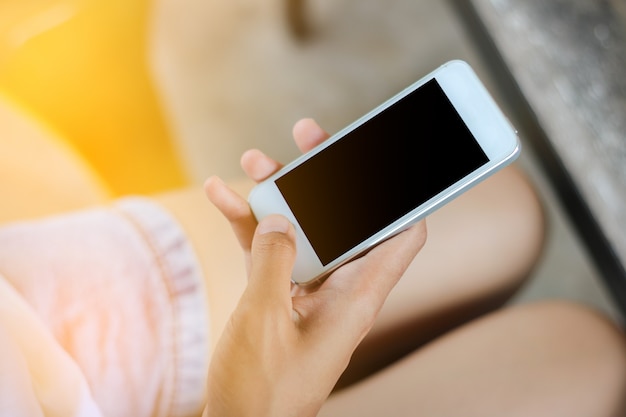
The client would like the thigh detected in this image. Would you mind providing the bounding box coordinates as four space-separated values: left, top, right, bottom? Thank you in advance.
337 165 546 387
321 302 626 417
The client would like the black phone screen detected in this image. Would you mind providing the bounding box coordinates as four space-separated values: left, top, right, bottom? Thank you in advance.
276 79 489 265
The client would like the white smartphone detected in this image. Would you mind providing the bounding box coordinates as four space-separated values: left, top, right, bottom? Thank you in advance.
249 60 520 285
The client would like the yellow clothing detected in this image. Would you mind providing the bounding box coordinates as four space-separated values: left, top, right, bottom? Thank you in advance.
0 0 188 196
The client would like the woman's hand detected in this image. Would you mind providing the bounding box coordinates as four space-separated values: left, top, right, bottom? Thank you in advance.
203 119 427 417
204 118 333 273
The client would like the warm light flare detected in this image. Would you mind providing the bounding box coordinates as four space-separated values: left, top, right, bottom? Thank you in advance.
0 0 188 196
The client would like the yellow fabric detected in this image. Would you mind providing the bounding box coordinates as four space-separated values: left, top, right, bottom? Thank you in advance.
0 0 188 196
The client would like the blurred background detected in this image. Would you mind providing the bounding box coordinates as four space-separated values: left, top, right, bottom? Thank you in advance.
0 0 620 319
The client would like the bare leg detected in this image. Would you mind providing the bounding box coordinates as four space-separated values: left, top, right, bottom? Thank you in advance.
336 164 546 387
320 301 626 417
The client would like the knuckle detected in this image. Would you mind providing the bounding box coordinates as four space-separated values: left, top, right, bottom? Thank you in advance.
256 234 296 259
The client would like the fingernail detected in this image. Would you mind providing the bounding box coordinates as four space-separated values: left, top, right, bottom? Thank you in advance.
257 215 290 235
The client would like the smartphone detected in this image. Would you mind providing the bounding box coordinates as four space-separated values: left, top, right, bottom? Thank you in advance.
249 60 520 285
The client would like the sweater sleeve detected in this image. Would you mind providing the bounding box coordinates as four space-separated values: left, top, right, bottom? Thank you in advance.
0 197 209 417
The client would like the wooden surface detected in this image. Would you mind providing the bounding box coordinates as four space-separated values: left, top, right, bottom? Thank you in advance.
451 0 626 315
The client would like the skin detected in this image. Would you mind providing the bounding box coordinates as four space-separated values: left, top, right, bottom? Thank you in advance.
164 118 626 416
319 301 626 417
1 118 624 416
157 117 547 386
203 118 427 416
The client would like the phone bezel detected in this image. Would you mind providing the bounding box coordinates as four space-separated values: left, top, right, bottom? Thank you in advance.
248 60 520 285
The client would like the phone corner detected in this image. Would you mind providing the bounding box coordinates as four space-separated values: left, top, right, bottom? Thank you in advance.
443 59 472 71
512 138 523 161
503 137 523 166
246 181 262 204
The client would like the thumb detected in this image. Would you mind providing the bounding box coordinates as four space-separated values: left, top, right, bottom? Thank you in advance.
247 215 296 304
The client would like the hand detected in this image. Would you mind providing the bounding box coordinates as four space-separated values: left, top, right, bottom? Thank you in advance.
204 118 334 273
203 119 427 417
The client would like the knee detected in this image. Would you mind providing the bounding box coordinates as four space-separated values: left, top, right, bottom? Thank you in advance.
403 165 547 310
445 165 547 298
489 165 546 278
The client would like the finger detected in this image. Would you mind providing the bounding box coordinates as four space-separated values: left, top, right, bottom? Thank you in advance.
240 119 329 184
328 220 428 310
364 220 428 289
248 215 297 305
204 176 258 254
240 149 283 183
292 118 330 153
